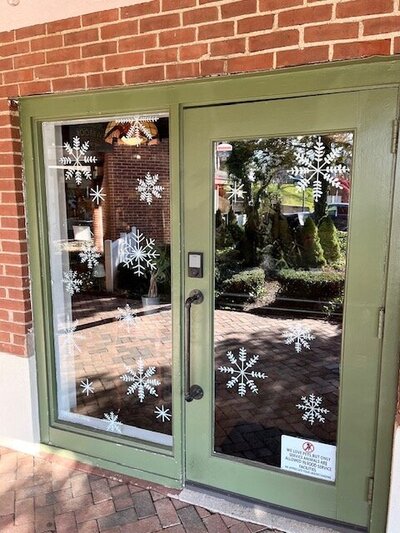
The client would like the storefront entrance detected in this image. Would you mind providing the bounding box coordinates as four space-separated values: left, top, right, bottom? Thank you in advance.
21 64 399 532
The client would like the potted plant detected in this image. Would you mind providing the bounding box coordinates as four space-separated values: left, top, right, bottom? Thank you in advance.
141 246 170 306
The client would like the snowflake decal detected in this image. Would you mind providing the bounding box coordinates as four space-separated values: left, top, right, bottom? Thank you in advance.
90 186 106 205
297 393 329 425
117 115 159 145
80 378 94 396
103 411 122 433
136 173 164 205
289 136 348 202
120 358 160 403
154 405 171 422
60 317 82 354
59 136 97 185
79 243 101 269
227 181 246 203
62 270 83 295
116 303 137 334
282 323 315 354
218 347 267 397
121 229 159 277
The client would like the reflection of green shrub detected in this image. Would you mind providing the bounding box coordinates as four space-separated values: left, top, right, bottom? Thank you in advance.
222 267 265 295
323 291 344 317
301 217 326 268
215 209 224 228
318 216 341 264
215 248 243 294
277 269 344 300
337 230 347 256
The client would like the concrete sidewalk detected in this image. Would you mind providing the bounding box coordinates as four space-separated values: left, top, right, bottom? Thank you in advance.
0 447 278 533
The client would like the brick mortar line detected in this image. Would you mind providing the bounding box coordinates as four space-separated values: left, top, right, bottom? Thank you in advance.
58 40 399 75
13 32 398 81
1 19 398 48
1 26 398 63
4 2 397 45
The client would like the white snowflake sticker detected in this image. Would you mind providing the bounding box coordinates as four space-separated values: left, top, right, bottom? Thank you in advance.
297 393 329 425
116 303 137 334
62 270 83 295
80 378 94 396
121 229 159 277
136 173 164 205
282 323 315 354
218 347 267 397
90 185 106 205
120 358 160 403
227 181 246 203
103 411 122 433
154 405 171 422
60 317 82 354
59 136 97 185
289 136 348 202
117 115 159 145
79 243 101 269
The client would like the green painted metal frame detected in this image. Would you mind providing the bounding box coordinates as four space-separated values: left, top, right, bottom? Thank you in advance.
19 57 400 532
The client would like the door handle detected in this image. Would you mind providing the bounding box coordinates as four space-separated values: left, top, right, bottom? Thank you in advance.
184 289 204 402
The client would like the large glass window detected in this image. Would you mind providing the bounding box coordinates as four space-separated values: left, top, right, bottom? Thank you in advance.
43 114 173 446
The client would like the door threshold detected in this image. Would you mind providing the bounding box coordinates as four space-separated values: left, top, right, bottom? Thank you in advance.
179 485 366 533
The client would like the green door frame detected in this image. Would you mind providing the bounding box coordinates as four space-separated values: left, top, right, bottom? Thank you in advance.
20 58 400 533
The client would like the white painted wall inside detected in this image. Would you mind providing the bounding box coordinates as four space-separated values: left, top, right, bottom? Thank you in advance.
0 351 40 454
1 0 150 32
386 426 400 532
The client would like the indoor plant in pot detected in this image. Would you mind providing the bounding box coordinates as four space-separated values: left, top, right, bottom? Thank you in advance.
141 246 170 306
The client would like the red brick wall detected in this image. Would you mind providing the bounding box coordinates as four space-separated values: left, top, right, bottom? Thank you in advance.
105 140 170 243
0 0 399 357
0 100 31 356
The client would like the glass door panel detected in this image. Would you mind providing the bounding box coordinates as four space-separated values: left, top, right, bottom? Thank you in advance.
42 114 173 446
214 134 352 480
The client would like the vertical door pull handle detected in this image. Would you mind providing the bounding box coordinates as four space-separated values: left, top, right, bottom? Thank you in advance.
184 289 204 402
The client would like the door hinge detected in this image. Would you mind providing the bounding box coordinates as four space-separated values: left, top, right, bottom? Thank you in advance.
367 476 374 505
392 119 399 154
377 307 385 340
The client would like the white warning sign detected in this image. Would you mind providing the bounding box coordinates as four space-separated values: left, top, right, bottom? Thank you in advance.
281 435 336 482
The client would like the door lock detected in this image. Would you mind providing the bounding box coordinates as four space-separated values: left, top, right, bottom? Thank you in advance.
186 384 204 402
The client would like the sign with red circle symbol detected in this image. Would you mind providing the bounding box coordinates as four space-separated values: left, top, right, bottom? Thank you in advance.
281 435 336 482
303 441 315 454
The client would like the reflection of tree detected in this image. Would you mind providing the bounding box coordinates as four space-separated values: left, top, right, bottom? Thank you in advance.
224 135 352 265
290 134 352 223
226 138 296 265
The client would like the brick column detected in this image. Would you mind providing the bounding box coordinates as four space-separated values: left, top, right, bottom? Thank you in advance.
0 99 31 357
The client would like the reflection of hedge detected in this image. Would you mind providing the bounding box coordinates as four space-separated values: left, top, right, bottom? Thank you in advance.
277 269 345 300
222 268 265 295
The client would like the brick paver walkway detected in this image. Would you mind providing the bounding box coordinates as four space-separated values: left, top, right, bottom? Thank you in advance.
0 447 280 533
67 295 340 468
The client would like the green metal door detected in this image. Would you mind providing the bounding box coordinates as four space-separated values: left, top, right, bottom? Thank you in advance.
183 89 397 527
